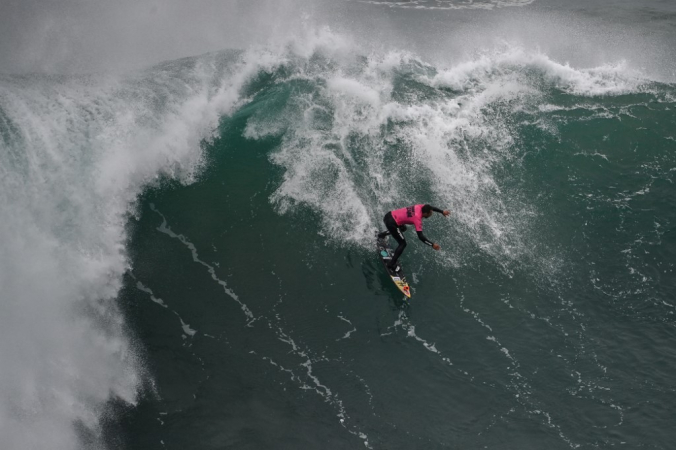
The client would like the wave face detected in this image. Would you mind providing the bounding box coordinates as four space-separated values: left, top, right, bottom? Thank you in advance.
2 10 676 450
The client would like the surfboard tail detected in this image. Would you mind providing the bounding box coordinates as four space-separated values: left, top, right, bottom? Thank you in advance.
391 276 412 298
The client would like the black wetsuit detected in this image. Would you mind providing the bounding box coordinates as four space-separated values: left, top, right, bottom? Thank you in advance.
377 206 443 269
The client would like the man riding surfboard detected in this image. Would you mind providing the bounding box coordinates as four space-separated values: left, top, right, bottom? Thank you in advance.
377 204 450 272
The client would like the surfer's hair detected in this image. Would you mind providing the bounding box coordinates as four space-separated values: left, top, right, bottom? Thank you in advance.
422 204 432 214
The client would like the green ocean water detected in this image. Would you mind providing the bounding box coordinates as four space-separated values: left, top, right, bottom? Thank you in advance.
2 2 676 449
104 49 676 449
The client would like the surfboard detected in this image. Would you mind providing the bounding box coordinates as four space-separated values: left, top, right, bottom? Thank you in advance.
376 236 412 298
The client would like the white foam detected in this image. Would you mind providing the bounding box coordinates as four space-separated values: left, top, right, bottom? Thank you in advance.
135 282 198 338
257 40 536 266
0 50 265 449
336 315 357 340
430 45 642 97
353 0 535 11
327 77 382 107
252 33 646 274
179 317 197 337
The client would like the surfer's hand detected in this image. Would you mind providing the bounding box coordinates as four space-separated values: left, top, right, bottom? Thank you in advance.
442 210 450 216
432 243 440 251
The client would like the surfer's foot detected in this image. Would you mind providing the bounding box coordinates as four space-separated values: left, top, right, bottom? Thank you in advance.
377 231 389 239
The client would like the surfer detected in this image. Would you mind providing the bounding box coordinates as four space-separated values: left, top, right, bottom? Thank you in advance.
377 204 450 272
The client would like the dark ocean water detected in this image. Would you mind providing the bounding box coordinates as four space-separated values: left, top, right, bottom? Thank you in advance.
1 1 676 449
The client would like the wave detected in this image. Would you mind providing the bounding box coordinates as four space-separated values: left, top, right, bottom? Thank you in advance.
0 25 672 449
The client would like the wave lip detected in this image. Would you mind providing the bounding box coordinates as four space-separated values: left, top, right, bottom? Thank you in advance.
428 45 644 96
352 0 536 10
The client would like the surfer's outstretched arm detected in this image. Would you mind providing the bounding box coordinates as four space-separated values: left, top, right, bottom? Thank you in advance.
430 206 451 216
417 231 441 251
416 231 434 247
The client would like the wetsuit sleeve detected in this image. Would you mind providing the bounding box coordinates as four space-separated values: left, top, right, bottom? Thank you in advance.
430 206 444 213
416 231 434 247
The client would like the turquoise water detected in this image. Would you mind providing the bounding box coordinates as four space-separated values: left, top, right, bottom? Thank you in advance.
1 1 676 449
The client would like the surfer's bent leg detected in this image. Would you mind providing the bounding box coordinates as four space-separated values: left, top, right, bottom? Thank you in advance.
381 212 406 269
389 229 407 268
379 213 408 239
378 212 395 239
381 212 397 237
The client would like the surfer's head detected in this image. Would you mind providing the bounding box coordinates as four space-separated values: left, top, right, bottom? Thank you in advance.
422 204 433 218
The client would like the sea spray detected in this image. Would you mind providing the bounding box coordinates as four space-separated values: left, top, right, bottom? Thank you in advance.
243 38 642 273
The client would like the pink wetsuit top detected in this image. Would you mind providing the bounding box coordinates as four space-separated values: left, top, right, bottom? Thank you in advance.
391 204 424 232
